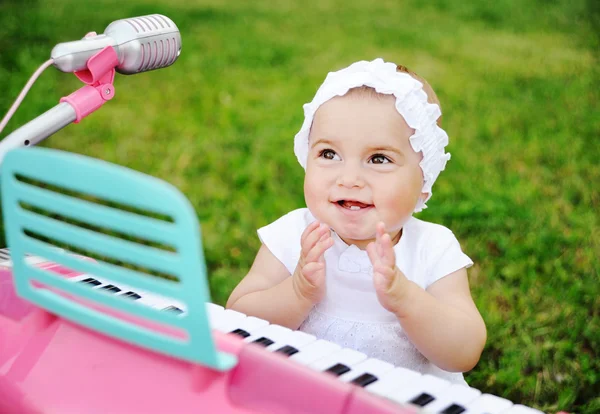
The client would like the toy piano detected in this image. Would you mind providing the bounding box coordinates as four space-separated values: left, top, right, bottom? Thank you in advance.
0 147 546 414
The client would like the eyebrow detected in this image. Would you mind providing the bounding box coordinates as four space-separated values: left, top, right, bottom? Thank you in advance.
310 138 337 148
366 145 404 156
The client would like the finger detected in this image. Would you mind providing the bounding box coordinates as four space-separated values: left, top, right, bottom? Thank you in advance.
375 223 383 257
317 244 328 264
377 222 386 237
300 221 321 245
366 241 381 267
305 235 334 263
302 223 329 254
377 222 388 257
380 233 396 267
318 229 330 242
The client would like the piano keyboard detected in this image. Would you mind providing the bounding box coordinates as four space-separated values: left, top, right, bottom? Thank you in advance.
0 248 543 414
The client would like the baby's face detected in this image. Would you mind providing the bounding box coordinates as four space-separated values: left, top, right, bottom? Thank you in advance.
305 93 425 248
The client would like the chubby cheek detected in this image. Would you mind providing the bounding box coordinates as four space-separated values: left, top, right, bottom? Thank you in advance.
303 177 315 208
303 173 325 212
384 191 417 216
376 177 422 224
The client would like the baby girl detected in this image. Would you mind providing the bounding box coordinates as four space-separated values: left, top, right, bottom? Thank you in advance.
227 58 486 384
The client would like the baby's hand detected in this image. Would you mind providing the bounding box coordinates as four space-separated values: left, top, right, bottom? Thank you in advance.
367 222 411 314
292 221 333 305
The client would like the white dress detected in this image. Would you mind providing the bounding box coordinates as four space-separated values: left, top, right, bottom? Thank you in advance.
258 208 474 385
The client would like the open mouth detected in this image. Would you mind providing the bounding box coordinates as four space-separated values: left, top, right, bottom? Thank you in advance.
335 200 373 211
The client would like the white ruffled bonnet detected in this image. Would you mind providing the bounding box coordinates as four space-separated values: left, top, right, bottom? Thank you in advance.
293 58 451 213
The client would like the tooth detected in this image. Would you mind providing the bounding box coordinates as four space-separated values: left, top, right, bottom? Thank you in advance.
349 205 360 210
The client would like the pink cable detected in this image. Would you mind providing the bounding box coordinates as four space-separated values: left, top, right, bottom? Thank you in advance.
0 58 55 136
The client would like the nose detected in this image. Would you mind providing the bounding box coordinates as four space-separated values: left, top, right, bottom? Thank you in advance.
336 163 365 188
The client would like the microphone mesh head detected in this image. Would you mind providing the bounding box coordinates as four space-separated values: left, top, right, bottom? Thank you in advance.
137 37 179 72
108 14 182 74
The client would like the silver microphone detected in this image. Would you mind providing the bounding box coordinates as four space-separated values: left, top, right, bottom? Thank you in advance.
51 14 182 74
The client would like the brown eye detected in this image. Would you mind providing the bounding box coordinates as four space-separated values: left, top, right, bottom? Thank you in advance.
320 149 339 160
370 154 390 164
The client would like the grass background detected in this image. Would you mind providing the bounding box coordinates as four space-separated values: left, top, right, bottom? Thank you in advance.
1 0 598 412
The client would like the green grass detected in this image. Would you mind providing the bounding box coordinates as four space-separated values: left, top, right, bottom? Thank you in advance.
1 0 598 412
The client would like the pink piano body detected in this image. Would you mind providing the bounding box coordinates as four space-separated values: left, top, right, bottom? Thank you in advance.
0 264 412 414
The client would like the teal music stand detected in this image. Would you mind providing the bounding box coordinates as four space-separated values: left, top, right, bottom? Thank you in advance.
0 147 236 371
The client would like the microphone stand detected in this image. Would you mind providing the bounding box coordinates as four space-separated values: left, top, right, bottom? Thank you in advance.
0 46 119 166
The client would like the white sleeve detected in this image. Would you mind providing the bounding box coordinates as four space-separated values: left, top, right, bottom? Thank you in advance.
257 208 314 276
426 229 473 287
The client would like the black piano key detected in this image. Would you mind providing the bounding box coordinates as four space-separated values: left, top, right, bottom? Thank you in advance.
121 291 142 300
440 404 466 414
230 329 251 338
410 392 435 407
163 306 184 314
253 337 275 347
324 363 351 377
99 284 121 293
79 277 102 286
275 345 299 357
350 373 378 387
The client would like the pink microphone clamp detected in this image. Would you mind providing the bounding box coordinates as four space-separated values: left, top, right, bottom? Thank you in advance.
59 34 118 124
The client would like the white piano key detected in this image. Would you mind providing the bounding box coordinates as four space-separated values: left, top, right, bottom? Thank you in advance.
244 324 292 346
386 374 451 406
211 309 248 332
423 384 481 413
205 303 225 324
69 274 92 283
266 330 317 353
366 367 422 397
157 298 186 311
463 394 514 414
309 347 367 376
289 339 342 365
235 316 270 335
207 306 273 336
500 405 544 414
338 358 395 385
